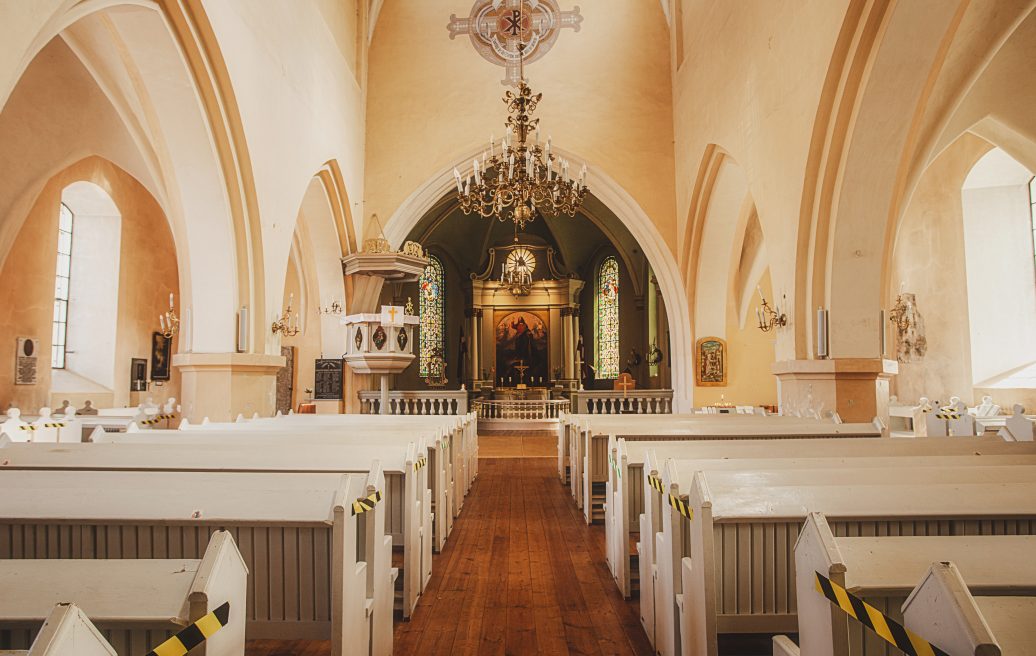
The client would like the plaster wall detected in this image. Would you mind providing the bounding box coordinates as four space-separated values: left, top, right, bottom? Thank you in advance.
962 183 1036 384
279 244 323 409
888 135 988 405
672 0 847 360
366 1 676 257
0 156 180 411
694 269 778 407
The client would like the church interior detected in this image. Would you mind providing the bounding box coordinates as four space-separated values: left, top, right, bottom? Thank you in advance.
1 1 1035 655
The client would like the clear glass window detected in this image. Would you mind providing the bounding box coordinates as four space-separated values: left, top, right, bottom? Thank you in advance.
51 203 73 368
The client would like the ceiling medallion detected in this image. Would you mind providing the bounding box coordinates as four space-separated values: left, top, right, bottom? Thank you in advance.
453 4 588 233
448 0 583 86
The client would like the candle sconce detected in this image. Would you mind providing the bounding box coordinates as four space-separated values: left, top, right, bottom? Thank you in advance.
755 289 787 333
272 294 301 336
159 293 179 339
321 298 343 315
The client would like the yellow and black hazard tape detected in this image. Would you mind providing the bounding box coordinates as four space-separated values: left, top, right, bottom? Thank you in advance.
145 601 229 656
352 489 383 516
814 571 948 656
668 493 693 520
608 453 621 479
19 423 66 430
647 473 664 494
140 414 177 426
934 411 960 420
414 456 427 471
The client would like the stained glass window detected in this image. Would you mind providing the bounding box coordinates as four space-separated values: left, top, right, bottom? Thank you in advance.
419 255 445 377
52 203 74 368
596 256 620 379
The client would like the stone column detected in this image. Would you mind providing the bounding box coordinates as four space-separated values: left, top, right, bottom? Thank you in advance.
173 352 286 422
562 307 575 380
771 358 899 424
467 309 481 384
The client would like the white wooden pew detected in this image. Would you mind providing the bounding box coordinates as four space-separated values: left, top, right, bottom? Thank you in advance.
668 471 1036 656
999 404 1036 442
903 562 1036 655
93 425 457 553
609 437 1036 646
0 470 390 656
578 417 882 524
2 604 116 656
0 531 246 656
243 412 479 493
793 512 1036 656
0 438 430 620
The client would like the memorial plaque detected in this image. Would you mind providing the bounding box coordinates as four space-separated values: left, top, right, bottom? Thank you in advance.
15 337 38 385
314 358 344 400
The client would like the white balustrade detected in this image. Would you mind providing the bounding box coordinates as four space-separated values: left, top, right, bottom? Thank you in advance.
568 389 673 414
474 399 571 421
358 389 469 415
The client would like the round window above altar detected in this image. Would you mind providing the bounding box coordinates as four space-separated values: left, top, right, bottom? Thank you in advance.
506 247 536 276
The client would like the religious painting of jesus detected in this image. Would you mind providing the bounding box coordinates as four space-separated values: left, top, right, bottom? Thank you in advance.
494 310 549 386
695 336 727 386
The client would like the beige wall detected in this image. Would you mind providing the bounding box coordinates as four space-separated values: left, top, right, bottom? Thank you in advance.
0 156 180 411
366 1 676 249
695 269 778 407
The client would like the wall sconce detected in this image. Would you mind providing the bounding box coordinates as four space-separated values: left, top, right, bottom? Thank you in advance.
159 293 179 338
755 288 787 333
272 293 301 336
321 298 343 315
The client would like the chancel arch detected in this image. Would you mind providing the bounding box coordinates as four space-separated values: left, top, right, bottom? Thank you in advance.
382 147 693 410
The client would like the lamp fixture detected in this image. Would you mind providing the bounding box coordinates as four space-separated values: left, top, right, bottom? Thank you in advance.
454 3 587 231
272 293 301 336
755 288 787 333
321 298 343 315
158 293 179 338
500 246 535 297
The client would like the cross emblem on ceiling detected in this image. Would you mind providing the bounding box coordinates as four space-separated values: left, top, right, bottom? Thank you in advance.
448 0 584 86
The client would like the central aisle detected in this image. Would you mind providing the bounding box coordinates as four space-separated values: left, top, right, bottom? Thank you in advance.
394 456 654 656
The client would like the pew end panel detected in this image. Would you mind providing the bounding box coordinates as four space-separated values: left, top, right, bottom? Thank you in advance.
188 530 249 656
771 635 800 656
792 513 848 656
901 562 1001 656
22 604 116 656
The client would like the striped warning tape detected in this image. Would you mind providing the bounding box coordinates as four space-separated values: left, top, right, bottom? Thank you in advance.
935 411 960 420
140 414 177 426
351 489 383 516
145 601 229 656
414 456 427 471
19 423 67 430
814 571 948 656
608 453 621 479
668 492 693 520
647 473 664 493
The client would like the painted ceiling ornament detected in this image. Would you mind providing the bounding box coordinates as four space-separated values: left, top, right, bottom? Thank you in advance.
448 0 584 86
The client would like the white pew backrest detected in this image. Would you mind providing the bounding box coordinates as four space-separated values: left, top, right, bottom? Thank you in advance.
0 530 247 656
948 400 978 436
1001 404 1035 442
901 562 1002 656
0 471 385 656
795 512 1036 656
0 438 430 621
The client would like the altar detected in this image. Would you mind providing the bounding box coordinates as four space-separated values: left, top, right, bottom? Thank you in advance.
465 241 584 393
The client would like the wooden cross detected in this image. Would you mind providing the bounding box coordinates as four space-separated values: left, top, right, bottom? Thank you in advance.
513 359 529 385
617 376 634 398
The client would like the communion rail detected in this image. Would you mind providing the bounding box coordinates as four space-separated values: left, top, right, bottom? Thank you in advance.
568 389 674 414
358 389 468 415
474 395 571 426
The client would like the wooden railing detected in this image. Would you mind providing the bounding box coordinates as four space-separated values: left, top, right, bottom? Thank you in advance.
568 389 674 414
358 390 469 415
475 399 571 421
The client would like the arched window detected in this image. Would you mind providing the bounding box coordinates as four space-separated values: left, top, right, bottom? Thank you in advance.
419 255 445 377
51 203 74 368
596 256 620 379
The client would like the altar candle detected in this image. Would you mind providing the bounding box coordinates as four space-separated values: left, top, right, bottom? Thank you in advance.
169 293 174 309
159 314 166 331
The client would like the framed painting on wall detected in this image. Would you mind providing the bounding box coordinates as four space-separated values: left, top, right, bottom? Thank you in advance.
695 336 727 386
150 332 172 381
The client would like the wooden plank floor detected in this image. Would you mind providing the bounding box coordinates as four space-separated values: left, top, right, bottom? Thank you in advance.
246 456 653 656
393 457 653 656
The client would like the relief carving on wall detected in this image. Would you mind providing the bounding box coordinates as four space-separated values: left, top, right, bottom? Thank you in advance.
889 292 928 362
448 0 583 86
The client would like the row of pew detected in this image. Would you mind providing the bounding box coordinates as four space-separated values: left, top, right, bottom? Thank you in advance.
557 411 1036 656
0 410 479 656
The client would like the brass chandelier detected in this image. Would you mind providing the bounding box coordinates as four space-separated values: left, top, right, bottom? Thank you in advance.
454 6 587 231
